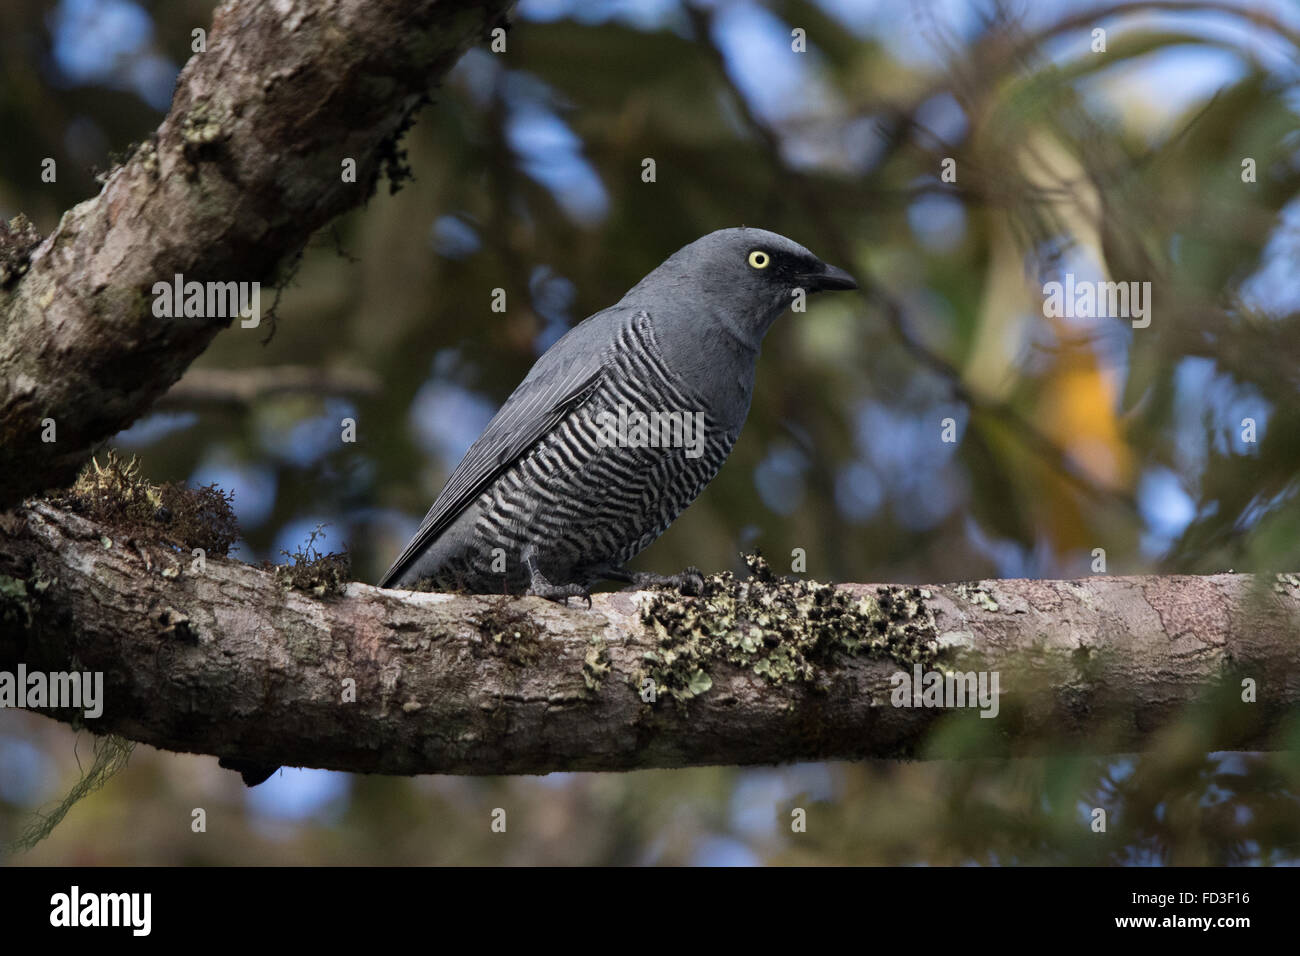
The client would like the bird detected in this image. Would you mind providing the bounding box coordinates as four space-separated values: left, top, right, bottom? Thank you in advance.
378 227 857 603
226 228 854 787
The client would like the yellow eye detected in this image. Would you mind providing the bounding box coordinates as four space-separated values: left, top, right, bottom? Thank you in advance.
748 250 770 269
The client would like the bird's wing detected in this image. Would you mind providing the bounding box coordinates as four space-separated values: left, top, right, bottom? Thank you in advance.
378 351 607 589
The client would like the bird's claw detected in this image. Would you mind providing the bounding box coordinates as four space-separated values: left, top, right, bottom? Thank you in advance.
525 558 592 607
672 566 705 596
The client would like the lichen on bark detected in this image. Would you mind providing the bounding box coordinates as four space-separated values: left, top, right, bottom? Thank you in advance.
638 553 941 704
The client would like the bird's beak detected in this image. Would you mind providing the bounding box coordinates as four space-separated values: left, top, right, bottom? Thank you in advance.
801 263 858 292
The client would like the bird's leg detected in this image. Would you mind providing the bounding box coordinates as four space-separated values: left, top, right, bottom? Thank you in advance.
522 551 592 608
603 565 706 596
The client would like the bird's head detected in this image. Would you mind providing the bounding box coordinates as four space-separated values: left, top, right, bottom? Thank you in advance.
623 227 858 348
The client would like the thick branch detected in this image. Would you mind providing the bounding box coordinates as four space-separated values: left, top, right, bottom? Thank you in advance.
0 0 512 508
3 501 1299 776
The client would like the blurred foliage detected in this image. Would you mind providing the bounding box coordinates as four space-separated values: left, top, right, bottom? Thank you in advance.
3 0 1300 865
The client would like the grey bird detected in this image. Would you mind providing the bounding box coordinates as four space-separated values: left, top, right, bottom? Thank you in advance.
379 227 857 601
225 229 853 787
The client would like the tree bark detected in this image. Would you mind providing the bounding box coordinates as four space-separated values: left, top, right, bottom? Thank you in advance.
3 500 1298 777
0 0 513 509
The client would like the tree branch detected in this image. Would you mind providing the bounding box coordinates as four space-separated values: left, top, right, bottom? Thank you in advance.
0 0 513 508
156 365 381 410
3 500 1298 777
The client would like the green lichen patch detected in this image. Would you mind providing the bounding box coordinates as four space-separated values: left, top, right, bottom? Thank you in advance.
267 526 350 598
638 553 940 706
0 213 42 287
1272 572 1300 594
471 597 543 664
583 637 611 692
93 137 159 185
136 137 160 177
49 451 238 557
180 98 229 157
955 582 1000 612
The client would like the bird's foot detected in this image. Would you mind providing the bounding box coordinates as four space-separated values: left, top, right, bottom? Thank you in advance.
524 557 592 608
625 566 705 596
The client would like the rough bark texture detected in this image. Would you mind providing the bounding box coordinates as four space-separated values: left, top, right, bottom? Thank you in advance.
3 501 1298 776
0 0 513 508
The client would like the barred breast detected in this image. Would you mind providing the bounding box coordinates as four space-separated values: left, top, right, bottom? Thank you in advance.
432 313 736 591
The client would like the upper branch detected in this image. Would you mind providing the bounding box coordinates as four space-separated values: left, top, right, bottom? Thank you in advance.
0 0 513 508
